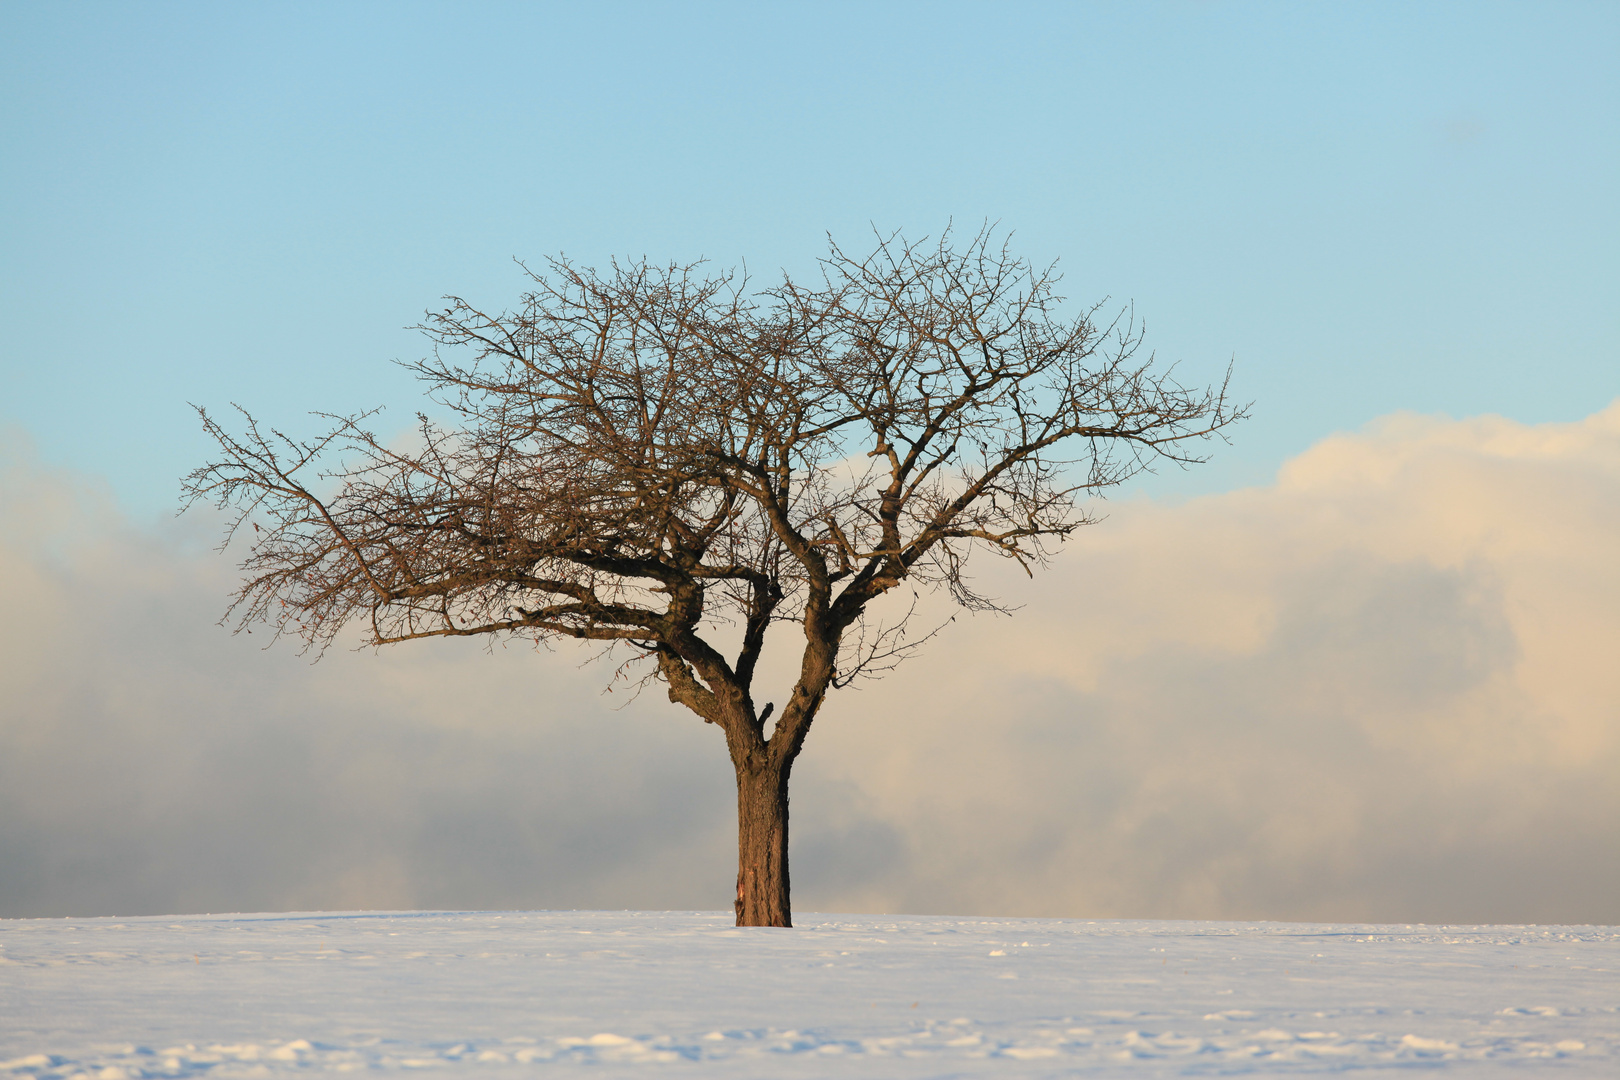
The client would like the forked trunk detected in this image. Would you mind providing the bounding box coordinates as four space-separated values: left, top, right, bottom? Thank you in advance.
734 761 791 927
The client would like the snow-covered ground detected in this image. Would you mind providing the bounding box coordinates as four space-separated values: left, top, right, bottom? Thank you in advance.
2 910 1614 1077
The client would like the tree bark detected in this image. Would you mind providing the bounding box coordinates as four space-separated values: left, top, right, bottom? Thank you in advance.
734 759 792 927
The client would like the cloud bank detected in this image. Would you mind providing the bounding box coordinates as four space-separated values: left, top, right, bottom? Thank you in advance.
2 402 1616 923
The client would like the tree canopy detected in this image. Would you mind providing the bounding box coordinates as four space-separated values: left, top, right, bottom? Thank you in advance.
187 227 1243 925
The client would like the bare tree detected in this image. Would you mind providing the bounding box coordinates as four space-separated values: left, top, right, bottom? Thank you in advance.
185 228 1243 926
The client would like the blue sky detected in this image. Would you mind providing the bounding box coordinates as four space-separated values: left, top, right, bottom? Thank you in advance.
3 1 1615 515
3 3 1618 922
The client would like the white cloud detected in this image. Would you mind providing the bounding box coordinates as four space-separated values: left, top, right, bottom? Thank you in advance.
2 403 1617 923
0 432 735 917
798 401 1620 923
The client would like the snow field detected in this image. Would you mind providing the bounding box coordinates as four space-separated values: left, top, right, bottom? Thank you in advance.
1 910 1614 1077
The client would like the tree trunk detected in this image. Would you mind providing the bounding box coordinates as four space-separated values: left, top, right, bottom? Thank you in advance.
734 760 792 927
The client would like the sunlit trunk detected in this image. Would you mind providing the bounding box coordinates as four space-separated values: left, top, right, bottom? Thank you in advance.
734 760 792 927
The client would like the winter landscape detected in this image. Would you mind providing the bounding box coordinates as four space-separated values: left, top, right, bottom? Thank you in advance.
5 6 1618 1079
5 910 1615 1077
